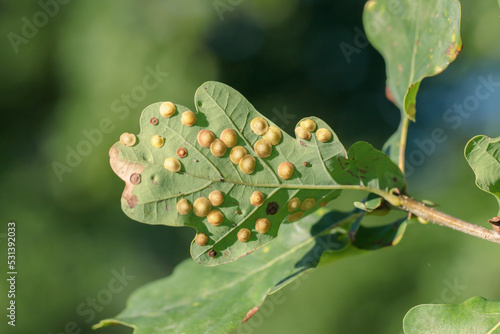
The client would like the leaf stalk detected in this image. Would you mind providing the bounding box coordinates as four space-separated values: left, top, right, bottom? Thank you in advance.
398 116 410 173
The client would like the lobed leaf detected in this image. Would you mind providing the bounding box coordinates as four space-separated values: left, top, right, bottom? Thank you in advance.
363 0 462 121
465 135 500 215
95 209 407 334
403 297 500 333
110 81 404 265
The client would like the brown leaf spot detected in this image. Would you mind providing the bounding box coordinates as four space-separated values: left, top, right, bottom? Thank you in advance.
445 42 462 61
266 202 279 215
385 86 396 104
176 147 188 158
127 195 138 208
130 173 141 185
242 306 260 324
109 145 146 209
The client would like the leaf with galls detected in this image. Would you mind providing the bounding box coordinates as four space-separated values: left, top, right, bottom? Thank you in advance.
109 81 404 265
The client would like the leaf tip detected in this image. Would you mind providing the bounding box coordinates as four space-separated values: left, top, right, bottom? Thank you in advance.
365 0 376 11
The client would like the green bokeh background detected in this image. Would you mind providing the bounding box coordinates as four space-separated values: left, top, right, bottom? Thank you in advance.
1 1 499 333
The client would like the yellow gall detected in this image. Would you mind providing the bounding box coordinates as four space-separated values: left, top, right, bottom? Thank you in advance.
193 197 212 217
194 233 209 246
250 191 265 207
197 130 215 148
263 126 282 145
220 129 238 148
254 139 272 158
151 135 165 148
230 146 247 164
181 110 197 127
250 117 269 135
160 101 176 118
237 228 251 242
176 199 192 215
300 119 317 132
287 211 304 222
120 133 136 147
295 127 311 140
210 139 227 157
300 198 316 211
255 218 271 234
207 209 224 226
316 128 333 142
209 190 224 207
164 157 181 172
287 197 301 212
278 162 294 180
239 155 256 174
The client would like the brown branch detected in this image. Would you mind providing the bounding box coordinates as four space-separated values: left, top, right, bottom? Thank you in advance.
399 195 500 245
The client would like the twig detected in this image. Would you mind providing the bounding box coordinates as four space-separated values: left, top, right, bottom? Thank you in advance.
399 195 500 245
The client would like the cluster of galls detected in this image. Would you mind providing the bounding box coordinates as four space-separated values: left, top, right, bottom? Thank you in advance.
119 101 196 172
286 196 328 222
249 117 296 180
294 118 332 143
177 189 271 248
119 102 334 258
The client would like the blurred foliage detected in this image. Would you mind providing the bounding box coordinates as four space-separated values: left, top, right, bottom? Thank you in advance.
0 0 499 333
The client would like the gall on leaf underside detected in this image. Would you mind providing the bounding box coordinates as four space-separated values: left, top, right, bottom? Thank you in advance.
110 81 404 265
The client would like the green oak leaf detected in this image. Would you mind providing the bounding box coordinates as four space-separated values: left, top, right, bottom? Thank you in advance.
465 135 500 215
403 296 500 334
352 217 407 250
109 81 404 266
363 0 462 121
331 141 405 189
94 209 406 334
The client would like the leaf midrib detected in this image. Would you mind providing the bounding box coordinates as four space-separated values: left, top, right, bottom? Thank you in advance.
407 0 421 89
201 85 282 184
